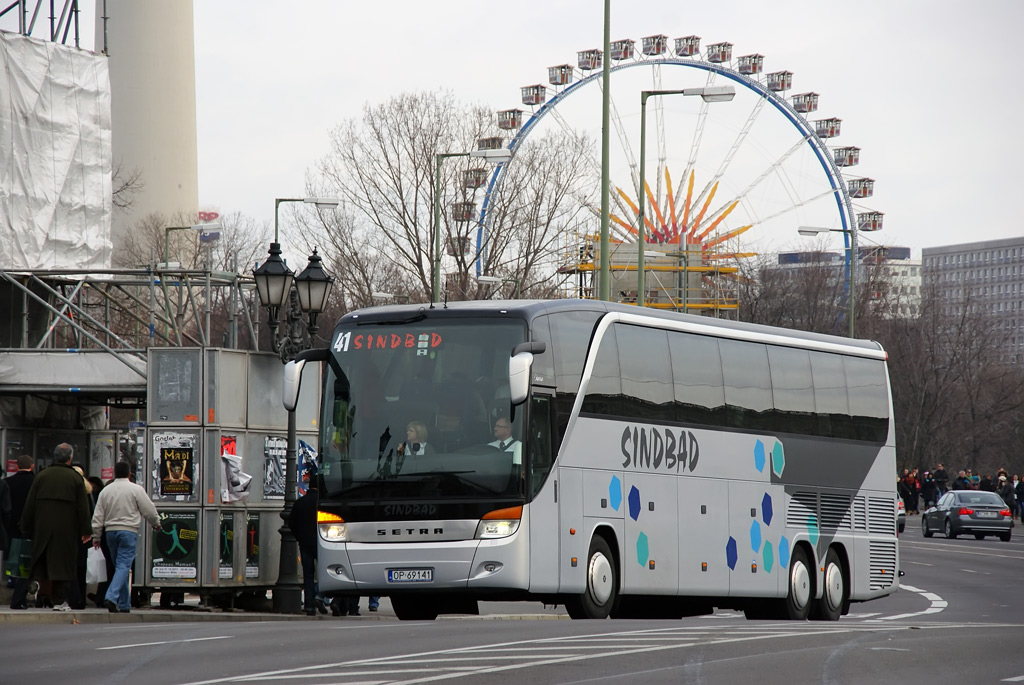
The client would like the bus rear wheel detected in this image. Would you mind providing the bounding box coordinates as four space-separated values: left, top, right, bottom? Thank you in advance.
391 595 439 621
566 536 617 619
784 546 813 620
811 548 845 621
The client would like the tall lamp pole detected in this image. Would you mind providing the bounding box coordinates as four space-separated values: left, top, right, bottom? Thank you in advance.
254 199 337 615
432 148 512 303
798 225 859 338
637 87 735 306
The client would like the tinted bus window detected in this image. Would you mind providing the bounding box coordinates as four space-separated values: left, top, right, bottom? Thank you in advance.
767 346 816 435
669 331 726 427
809 351 852 439
529 315 555 386
720 339 773 431
844 356 889 442
582 326 622 417
617 324 673 421
548 311 602 395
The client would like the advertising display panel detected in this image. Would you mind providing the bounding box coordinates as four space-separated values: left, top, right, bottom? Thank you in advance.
152 510 200 582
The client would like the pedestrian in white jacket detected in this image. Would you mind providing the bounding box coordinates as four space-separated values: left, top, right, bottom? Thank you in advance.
91 461 161 613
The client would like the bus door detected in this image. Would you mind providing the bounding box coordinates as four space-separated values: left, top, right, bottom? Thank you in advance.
527 391 561 594
622 473 678 595
727 480 783 598
678 478 730 595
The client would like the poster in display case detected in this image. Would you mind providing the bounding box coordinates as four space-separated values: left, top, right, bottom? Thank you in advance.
152 431 198 501
152 510 199 581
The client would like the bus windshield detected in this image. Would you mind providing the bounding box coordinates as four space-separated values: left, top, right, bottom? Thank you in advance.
319 319 527 502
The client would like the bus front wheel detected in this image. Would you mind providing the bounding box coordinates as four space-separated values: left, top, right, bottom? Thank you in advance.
566 536 617 619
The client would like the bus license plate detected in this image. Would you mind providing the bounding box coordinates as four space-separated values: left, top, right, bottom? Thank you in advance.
387 568 433 583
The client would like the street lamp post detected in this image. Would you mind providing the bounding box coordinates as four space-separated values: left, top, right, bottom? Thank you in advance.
798 225 858 338
274 197 340 243
163 222 223 267
475 274 521 299
433 148 513 303
254 204 336 615
637 87 735 307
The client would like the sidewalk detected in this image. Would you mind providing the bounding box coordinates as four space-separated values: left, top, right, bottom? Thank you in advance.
0 592 396 625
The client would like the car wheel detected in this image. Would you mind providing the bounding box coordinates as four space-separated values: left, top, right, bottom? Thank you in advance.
784 546 813 621
944 519 957 539
811 548 845 621
1000 531 1012 542
565 536 617 619
921 517 933 538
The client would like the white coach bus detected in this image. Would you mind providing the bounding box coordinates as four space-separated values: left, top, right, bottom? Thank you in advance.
288 300 898 621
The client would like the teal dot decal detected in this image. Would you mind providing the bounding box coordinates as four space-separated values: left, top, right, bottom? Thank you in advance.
636 532 649 567
754 439 766 472
762 540 774 573
779 535 791 569
807 514 819 547
750 520 762 553
771 441 785 477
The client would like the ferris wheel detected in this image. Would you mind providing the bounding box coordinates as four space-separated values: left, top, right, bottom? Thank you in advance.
466 33 883 312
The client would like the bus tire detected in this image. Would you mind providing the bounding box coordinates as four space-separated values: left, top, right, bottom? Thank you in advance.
390 595 439 621
784 546 813 620
565 536 617 619
811 548 845 621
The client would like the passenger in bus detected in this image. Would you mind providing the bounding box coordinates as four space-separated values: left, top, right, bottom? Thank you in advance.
397 421 434 457
488 417 522 465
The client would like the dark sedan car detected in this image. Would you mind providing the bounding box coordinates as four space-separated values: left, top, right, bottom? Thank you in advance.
921 490 1012 541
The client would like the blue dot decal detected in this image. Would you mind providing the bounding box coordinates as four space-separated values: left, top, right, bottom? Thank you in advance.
778 535 791 569
726 537 738 570
609 475 622 511
754 439 766 472
628 485 641 521
761 493 773 526
750 520 762 553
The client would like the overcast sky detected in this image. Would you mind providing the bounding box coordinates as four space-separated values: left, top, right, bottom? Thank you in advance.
50 2 1024 257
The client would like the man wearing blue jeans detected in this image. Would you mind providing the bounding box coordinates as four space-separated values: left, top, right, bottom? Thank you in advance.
91 461 162 613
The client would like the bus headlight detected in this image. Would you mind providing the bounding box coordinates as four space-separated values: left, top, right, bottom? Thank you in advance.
474 505 523 540
318 511 348 542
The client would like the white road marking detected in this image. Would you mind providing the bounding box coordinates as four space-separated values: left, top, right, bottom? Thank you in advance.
1001 676 1024 682
99 635 233 651
874 584 947 621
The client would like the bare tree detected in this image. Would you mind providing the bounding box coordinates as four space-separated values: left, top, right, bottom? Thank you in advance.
301 90 594 308
111 159 144 212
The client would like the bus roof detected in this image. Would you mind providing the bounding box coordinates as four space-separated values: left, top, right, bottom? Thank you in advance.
336 299 884 356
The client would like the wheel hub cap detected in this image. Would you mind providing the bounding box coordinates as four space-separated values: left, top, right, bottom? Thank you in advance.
791 561 811 609
588 552 613 605
824 562 843 610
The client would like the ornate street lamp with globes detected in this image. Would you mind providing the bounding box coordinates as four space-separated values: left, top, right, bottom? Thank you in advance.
253 231 335 614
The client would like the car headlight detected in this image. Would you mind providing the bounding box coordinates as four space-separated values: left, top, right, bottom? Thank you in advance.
318 511 348 542
475 506 522 540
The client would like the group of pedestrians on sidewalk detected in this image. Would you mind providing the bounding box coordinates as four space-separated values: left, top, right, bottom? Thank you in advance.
6 444 157 613
899 463 1023 520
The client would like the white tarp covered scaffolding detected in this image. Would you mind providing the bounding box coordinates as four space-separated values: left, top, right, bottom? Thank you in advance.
0 31 112 270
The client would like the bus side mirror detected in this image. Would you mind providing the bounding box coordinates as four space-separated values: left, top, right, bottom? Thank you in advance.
509 352 532 406
282 359 306 412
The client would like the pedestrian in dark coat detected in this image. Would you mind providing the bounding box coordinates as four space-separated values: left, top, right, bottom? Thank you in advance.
7 454 36 609
19 443 92 611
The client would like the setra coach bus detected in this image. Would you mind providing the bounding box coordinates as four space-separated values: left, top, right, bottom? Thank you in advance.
284 299 899 621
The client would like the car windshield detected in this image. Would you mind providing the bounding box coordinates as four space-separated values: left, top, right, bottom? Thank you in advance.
956 491 1004 506
319 318 527 501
